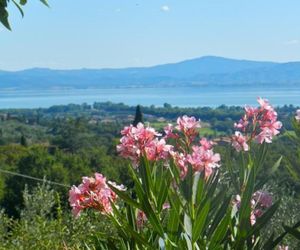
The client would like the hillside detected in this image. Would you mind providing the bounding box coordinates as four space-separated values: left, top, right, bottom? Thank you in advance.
1 56 300 89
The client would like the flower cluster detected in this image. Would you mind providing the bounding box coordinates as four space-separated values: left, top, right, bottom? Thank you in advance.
295 109 300 122
166 117 220 179
69 173 124 217
175 115 201 141
232 97 282 152
117 123 173 167
117 116 220 180
233 190 272 225
186 141 220 178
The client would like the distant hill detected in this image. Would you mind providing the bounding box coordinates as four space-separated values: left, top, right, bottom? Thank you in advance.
1 56 300 90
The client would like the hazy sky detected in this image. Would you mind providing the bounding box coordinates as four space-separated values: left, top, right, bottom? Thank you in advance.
1 0 300 70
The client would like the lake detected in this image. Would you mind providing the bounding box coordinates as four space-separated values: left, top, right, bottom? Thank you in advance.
0 86 300 109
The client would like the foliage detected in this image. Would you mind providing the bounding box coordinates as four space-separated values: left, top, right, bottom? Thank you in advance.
0 0 48 30
0 182 118 249
68 99 300 249
133 105 144 127
0 102 299 249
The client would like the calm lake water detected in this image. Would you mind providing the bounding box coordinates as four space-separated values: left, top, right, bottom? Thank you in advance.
0 87 300 109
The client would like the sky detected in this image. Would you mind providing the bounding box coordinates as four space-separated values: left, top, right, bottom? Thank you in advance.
0 0 300 70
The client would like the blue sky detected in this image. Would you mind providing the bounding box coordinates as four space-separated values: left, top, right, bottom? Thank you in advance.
0 0 300 70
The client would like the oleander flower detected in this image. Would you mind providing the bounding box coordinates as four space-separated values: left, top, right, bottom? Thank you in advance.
232 190 272 226
171 151 188 179
117 123 173 167
186 140 220 178
232 131 249 152
232 97 282 151
69 173 121 217
176 115 200 141
136 210 147 229
278 245 289 250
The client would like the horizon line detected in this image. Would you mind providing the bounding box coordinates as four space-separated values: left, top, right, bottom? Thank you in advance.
1 55 299 72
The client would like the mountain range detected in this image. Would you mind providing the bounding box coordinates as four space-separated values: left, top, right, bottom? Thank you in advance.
1 56 300 90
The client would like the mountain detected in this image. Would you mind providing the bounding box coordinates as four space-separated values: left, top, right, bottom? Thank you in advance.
1 56 300 90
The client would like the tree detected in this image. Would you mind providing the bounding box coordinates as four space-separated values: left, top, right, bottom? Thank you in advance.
20 134 28 147
133 105 143 126
0 0 49 30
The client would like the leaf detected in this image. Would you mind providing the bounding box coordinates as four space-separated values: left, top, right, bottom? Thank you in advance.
12 0 24 17
156 166 171 211
208 211 231 249
283 225 300 240
0 9 11 30
140 156 153 198
108 183 141 209
239 168 255 226
182 233 193 250
270 156 282 174
129 166 165 237
20 0 27 5
39 0 49 7
192 172 200 204
184 213 192 238
207 196 231 237
192 201 210 243
181 165 193 202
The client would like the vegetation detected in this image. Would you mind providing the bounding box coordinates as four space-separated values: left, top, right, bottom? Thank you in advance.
0 0 49 30
0 101 299 249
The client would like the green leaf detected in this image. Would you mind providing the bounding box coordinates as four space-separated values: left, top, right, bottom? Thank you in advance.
39 0 49 7
12 0 24 17
0 9 11 30
20 0 27 5
184 213 192 238
140 156 153 199
283 225 300 240
192 201 210 243
129 166 165 237
156 166 171 211
182 233 193 250
207 196 231 237
108 183 141 209
263 221 300 249
208 211 231 249
181 165 193 202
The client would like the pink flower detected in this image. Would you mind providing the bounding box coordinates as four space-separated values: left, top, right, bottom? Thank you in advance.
257 97 272 110
233 190 272 226
164 124 179 139
245 106 258 118
69 173 120 217
137 210 147 229
252 190 272 208
144 139 174 162
295 109 300 122
234 117 249 131
117 123 172 167
176 115 200 140
171 152 188 179
199 137 214 150
233 97 282 146
278 245 289 250
186 142 220 178
232 131 249 152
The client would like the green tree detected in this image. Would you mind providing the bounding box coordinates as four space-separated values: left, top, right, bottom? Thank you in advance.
133 105 143 126
20 134 27 147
